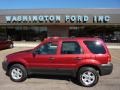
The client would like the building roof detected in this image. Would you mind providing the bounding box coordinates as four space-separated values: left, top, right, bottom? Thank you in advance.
0 8 120 15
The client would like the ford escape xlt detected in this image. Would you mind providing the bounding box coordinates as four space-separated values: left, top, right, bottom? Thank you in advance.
2 37 113 87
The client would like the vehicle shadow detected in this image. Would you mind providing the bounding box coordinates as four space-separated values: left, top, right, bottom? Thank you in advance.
28 74 81 86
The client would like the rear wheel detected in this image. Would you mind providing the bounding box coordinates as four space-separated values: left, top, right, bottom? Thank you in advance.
9 64 27 82
77 67 99 87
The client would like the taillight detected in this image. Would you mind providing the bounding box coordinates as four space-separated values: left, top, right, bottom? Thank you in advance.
107 54 111 62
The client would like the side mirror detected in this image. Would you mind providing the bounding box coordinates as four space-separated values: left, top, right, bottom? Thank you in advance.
32 49 41 57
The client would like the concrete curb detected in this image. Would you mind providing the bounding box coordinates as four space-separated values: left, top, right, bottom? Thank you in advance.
14 43 39 48
107 46 120 49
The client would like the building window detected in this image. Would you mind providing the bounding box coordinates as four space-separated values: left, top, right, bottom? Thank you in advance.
5 26 47 41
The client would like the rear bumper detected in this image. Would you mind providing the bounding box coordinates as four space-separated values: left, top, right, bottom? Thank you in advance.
99 62 113 76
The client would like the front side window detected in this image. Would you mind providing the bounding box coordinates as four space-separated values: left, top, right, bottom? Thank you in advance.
61 41 82 54
35 42 57 54
84 41 106 54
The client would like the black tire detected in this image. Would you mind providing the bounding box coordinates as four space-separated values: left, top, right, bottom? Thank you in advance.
77 67 99 87
9 64 27 82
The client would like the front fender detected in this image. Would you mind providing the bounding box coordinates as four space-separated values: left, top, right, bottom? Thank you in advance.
7 58 29 68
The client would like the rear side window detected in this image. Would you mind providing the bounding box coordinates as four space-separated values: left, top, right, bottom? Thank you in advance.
61 41 82 54
84 41 106 54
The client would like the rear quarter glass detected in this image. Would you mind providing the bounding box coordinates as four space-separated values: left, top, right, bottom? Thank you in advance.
83 40 106 54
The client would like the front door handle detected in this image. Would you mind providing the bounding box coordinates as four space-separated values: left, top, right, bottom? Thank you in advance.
74 57 83 60
49 57 55 60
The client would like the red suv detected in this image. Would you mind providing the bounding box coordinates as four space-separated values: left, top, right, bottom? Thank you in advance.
2 37 113 87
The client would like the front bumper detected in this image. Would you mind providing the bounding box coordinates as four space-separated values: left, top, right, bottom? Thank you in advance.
2 61 8 71
99 62 113 76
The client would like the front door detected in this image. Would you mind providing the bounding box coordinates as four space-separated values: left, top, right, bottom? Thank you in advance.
30 42 58 73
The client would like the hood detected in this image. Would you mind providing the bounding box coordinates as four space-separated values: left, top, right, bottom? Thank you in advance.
6 49 33 59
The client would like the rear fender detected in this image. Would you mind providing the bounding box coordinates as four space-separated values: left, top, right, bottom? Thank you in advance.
76 59 100 70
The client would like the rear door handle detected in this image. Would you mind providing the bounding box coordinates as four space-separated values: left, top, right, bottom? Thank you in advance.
49 57 55 60
74 57 83 60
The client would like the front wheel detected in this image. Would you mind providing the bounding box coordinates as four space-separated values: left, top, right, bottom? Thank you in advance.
77 67 99 87
9 64 27 82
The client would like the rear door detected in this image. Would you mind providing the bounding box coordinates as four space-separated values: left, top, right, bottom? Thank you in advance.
52 40 85 75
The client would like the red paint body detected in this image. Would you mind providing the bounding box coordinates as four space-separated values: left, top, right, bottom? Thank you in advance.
6 37 111 72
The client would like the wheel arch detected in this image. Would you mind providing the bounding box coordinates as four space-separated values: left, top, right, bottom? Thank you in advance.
76 64 100 76
7 62 26 71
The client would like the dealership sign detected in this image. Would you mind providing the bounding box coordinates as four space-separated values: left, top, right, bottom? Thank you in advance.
5 15 110 23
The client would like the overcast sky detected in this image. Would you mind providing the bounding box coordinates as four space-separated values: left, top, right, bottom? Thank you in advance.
0 0 120 9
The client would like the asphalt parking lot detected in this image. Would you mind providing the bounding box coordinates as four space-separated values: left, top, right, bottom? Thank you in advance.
0 47 120 90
